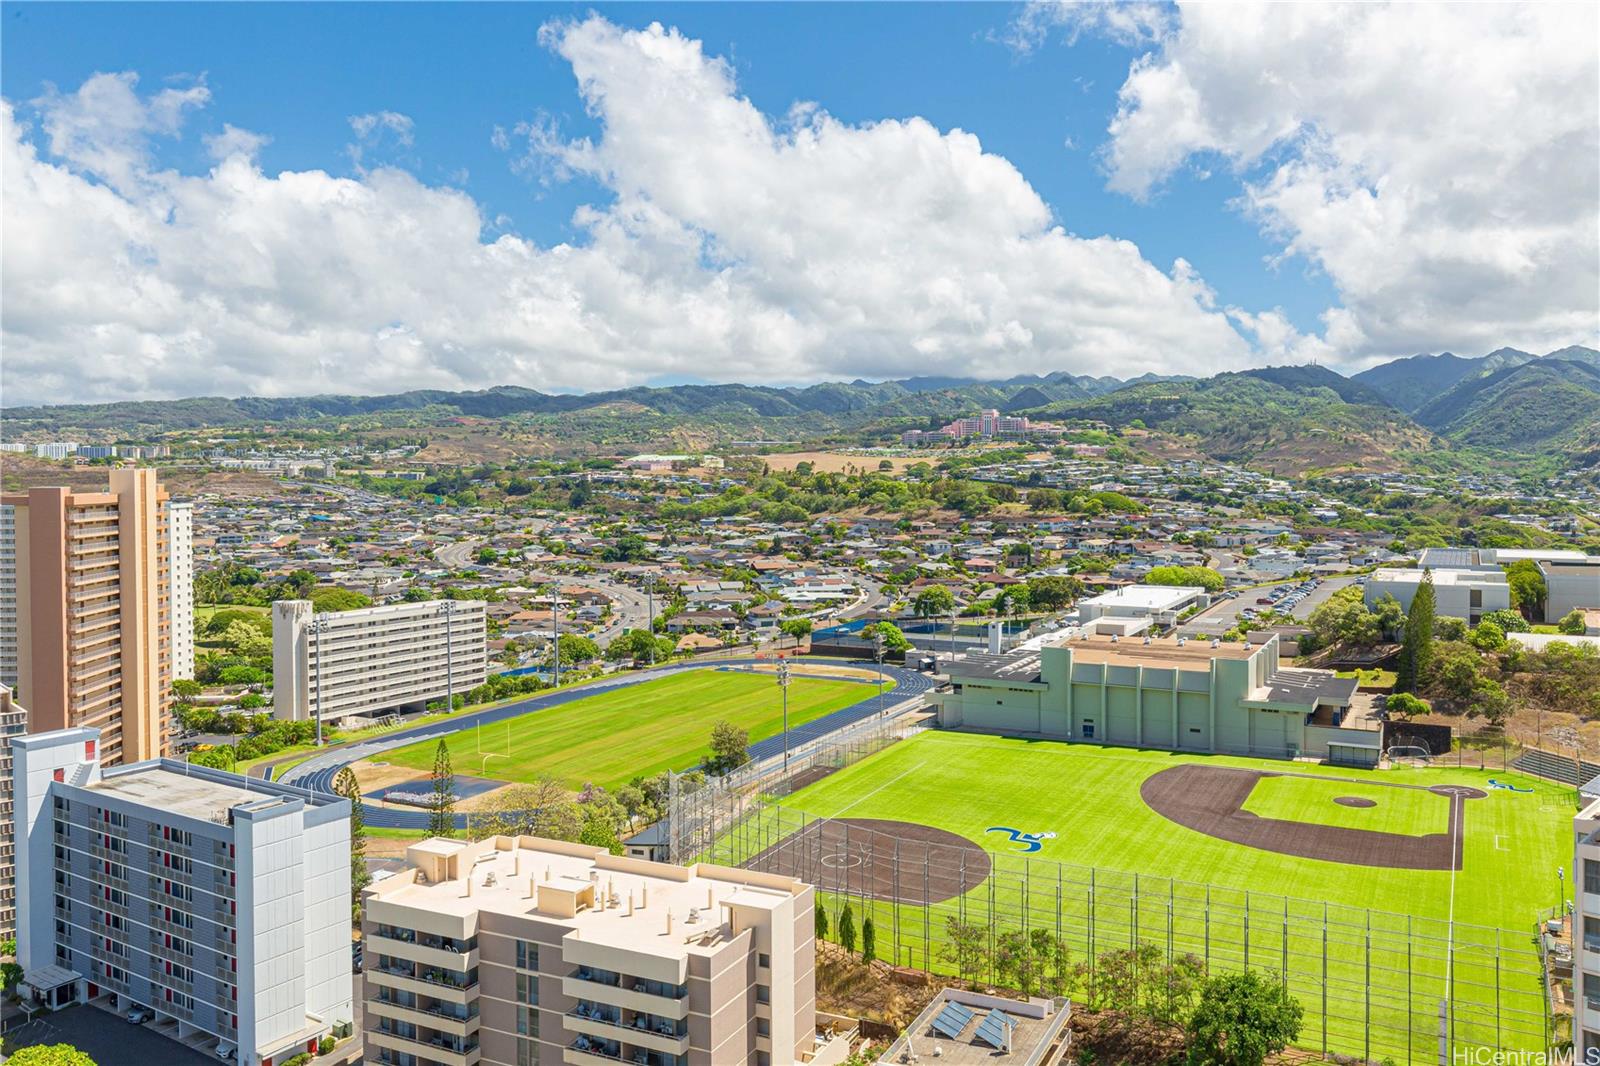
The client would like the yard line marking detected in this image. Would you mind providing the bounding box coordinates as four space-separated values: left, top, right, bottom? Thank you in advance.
830 762 927 818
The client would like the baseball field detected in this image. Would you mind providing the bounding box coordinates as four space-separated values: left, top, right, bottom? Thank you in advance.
723 729 1566 1059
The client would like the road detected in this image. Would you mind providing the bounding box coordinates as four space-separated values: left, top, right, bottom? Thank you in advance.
434 535 485 569
835 573 888 620
277 658 935 829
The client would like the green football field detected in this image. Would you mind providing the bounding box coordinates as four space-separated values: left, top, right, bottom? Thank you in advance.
380 669 890 788
754 730 1567 1059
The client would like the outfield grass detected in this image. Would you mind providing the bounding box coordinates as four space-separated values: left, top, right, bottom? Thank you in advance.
1240 775 1449 835
780 731 1564 929
380 669 889 789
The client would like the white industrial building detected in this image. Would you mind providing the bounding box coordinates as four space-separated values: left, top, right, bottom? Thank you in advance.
272 598 487 724
11 727 352 1066
1077 585 1208 637
1543 559 1600 625
1364 567 1510 624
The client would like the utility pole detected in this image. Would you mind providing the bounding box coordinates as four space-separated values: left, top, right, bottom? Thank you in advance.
777 658 791 774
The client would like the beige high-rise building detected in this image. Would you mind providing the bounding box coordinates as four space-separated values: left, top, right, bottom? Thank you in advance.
1 468 173 765
362 835 846 1066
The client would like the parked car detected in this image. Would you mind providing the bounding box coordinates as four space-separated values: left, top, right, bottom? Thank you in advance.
215 1042 237 1061
127 1004 155 1024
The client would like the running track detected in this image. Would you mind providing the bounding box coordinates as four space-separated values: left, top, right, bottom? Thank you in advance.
276 658 933 829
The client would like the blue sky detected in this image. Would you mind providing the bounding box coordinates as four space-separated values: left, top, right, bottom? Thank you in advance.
1 3 1593 402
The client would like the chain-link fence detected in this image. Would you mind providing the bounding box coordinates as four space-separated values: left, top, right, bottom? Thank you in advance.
671 725 1552 1063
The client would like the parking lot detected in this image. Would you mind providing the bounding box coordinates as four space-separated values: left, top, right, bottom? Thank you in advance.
1182 574 1360 637
4 1003 218 1065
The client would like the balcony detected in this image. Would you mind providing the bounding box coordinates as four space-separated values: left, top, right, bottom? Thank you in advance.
565 1005 690 1057
366 1025 481 1066
368 932 478 971
368 995 480 1038
561 973 689 1021
367 964 475 1006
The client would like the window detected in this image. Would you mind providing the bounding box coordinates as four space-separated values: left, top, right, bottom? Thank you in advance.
1586 859 1600 896
756 985 770 1004
1080 722 1095 739
757 953 770 969
516 972 539 1005
517 1005 539 1037
517 1037 540 1066
516 940 539 970
756 1017 770 1036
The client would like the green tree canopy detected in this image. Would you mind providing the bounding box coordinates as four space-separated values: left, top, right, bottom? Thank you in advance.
6 1046 97 1066
912 585 956 618
1144 565 1225 593
1186 971 1303 1066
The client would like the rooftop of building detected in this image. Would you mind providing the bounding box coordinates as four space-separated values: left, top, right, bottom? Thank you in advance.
950 633 1255 681
369 836 804 961
89 763 299 824
878 989 1071 1066
1080 584 1205 610
1370 567 1507 586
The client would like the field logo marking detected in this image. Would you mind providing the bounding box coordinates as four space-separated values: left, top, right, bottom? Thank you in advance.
1486 778 1533 794
986 827 1058 853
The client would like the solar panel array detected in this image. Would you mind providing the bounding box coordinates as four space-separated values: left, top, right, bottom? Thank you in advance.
974 1008 1014 1051
929 1001 975 1040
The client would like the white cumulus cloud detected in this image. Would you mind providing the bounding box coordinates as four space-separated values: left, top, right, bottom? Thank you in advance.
1078 1 1600 364
3 16 1288 405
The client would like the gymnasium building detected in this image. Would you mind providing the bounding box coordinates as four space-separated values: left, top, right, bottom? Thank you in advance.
937 633 1373 764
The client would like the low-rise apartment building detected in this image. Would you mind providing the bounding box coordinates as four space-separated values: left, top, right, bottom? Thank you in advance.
11 727 352 1066
272 599 487 724
362 834 844 1066
938 633 1367 763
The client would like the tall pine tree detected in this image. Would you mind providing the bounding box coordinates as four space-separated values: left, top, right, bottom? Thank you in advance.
333 766 371 918
1397 568 1436 693
428 739 456 838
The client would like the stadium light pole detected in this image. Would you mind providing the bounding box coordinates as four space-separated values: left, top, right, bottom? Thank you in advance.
646 576 656 666
873 631 885 717
777 658 791 773
551 585 562 688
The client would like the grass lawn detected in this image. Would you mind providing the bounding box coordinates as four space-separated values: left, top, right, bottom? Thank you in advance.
1335 667 1397 687
766 731 1565 1058
1239 774 1448 835
380 669 888 789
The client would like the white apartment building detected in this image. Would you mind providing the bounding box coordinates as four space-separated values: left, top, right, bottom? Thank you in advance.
11 727 353 1066
1364 567 1511 624
1574 797 1600 1059
272 599 487 724
1077 584 1208 636
170 501 196 681
362 834 845 1066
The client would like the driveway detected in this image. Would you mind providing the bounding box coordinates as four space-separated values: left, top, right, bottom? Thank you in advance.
4 1004 217 1065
